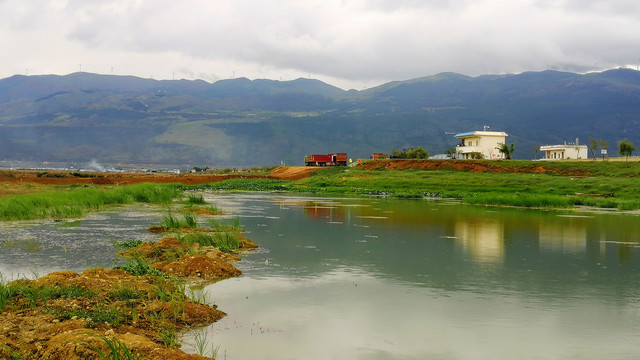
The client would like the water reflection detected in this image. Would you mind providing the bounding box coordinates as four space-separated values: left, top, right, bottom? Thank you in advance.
179 193 640 360
455 219 504 263
286 196 640 266
539 220 587 254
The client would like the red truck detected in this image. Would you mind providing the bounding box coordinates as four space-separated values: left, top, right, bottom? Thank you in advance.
304 153 348 166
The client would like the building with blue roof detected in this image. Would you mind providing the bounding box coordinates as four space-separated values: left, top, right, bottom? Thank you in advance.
454 129 508 160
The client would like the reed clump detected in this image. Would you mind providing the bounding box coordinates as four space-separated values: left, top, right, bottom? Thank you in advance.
0 183 182 220
181 231 241 253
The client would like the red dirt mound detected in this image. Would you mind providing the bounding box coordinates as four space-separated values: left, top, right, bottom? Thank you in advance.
153 254 242 279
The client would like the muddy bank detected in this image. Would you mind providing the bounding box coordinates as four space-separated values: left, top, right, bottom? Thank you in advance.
0 235 257 359
0 166 317 189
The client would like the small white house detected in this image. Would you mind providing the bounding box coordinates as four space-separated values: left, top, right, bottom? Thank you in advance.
540 140 588 160
454 130 509 160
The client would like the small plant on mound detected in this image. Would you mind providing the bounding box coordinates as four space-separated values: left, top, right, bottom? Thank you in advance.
160 211 199 230
114 257 168 278
180 231 240 253
0 282 17 313
109 285 146 301
186 193 206 205
51 306 126 328
110 238 145 250
11 283 97 309
213 232 240 253
80 333 142 360
207 217 243 232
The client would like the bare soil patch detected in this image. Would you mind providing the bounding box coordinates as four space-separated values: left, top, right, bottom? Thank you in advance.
269 166 321 180
356 159 596 176
0 169 264 187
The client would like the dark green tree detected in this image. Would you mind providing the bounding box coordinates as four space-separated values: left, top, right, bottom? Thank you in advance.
445 147 459 159
496 143 515 160
600 139 609 161
391 146 429 159
618 139 635 161
588 137 598 160
588 137 608 160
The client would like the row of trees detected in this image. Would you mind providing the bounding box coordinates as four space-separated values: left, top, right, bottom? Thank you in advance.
589 137 636 161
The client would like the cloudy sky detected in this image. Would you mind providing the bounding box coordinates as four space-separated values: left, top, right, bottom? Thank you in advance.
1 0 639 90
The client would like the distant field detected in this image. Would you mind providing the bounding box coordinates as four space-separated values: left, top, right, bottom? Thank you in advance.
2 160 640 212
291 159 640 210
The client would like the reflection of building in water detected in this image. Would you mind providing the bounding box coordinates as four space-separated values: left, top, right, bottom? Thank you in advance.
271 198 353 224
455 220 505 263
304 204 346 223
539 222 586 254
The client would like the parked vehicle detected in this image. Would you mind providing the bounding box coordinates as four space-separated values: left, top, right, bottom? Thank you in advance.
304 153 348 166
370 153 390 159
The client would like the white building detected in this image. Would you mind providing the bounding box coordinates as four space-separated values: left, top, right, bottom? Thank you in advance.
540 140 588 160
454 130 509 160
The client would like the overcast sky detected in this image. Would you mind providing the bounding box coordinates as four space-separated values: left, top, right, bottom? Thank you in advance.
1 0 639 90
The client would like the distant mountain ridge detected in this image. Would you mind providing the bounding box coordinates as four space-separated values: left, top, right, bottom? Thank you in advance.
1 69 639 167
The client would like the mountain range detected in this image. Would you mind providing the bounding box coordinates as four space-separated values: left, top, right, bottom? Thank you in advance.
1 69 639 168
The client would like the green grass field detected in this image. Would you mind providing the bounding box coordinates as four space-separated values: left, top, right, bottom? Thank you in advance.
286 160 640 210
0 183 182 220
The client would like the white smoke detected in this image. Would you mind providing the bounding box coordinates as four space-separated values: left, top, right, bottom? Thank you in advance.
87 159 105 172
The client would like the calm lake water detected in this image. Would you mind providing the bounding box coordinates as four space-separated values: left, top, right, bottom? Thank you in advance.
2 193 640 359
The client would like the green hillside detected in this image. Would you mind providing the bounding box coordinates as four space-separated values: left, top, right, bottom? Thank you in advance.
0 70 639 167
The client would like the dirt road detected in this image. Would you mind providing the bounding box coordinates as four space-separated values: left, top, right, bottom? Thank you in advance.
268 166 321 180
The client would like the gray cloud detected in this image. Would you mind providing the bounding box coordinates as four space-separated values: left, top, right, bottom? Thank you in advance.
1 0 639 89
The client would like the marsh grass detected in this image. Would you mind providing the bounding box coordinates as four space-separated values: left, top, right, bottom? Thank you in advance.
186 287 210 305
80 333 142 360
161 212 199 230
10 283 97 309
464 193 571 208
109 286 146 301
180 231 240 253
0 183 182 220
191 178 291 192
182 203 221 216
51 306 126 328
186 193 206 205
293 163 640 210
194 329 208 356
111 239 146 250
160 328 178 349
207 217 242 232
0 282 17 313
114 257 168 278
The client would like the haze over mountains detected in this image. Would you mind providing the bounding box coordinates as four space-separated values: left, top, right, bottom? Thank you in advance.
1 69 639 168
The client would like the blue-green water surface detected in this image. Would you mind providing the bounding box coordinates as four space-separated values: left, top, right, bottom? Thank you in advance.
1 193 640 359
182 193 640 360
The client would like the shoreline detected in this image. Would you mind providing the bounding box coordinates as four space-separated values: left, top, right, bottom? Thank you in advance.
0 209 258 359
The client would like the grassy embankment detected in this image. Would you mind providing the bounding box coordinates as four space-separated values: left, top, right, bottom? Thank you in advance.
0 185 253 358
203 160 640 210
2 159 640 216
0 183 182 220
